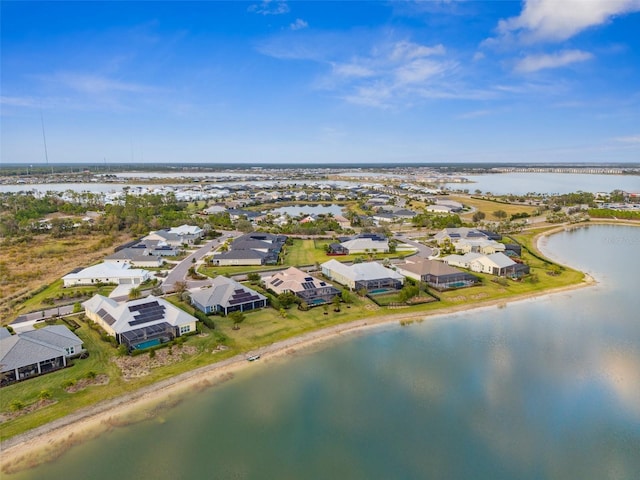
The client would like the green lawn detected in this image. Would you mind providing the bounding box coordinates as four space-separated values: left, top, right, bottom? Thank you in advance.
1 225 588 442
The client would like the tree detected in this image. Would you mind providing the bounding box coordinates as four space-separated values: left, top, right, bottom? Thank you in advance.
332 295 341 312
230 311 246 329
493 210 508 220
247 272 261 284
341 290 352 304
472 211 486 223
174 281 188 295
128 286 141 300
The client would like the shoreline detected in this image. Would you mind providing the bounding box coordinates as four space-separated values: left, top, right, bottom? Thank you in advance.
0 279 595 474
4 222 636 474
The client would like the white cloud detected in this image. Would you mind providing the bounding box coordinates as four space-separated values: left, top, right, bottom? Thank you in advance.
496 0 640 42
248 0 290 16
395 58 450 85
290 18 308 31
49 72 159 94
614 134 640 143
391 41 446 61
332 63 375 78
514 50 593 73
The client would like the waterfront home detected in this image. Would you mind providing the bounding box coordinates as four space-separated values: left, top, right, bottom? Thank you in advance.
62 262 150 287
443 252 529 278
83 295 197 351
321 259 404 292
0 326 84 385
265 267 340 306
395 257 479 290
190 276 267 315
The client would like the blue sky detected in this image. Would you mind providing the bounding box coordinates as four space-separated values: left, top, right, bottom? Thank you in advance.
2 0 640 165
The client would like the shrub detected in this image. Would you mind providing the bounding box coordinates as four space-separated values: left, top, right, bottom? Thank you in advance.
9 400 25 412
38 389 52 400
86 370 97 379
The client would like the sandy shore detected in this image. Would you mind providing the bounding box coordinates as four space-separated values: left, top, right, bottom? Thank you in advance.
0 225 612 475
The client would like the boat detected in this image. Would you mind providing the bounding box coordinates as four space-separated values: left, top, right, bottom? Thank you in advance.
246 354 261 362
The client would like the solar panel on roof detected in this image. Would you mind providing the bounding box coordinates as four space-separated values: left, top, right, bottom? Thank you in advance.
271 278 283 286
304 277 314 282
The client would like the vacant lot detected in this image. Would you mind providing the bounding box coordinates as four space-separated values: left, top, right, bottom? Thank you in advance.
0 233 133 321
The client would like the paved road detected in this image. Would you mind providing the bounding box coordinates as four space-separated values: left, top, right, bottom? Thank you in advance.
394 234 436 259
162 231 239 293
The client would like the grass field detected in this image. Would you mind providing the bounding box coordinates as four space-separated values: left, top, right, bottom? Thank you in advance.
0 233 134 321
448 195 539 221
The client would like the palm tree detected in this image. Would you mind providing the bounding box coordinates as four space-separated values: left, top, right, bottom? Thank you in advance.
128 286 141 300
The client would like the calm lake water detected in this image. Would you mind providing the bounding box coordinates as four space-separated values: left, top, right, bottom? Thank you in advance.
9 224 640 480
446 173 639 195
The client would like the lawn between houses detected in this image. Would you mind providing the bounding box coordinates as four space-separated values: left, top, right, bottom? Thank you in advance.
0 226 586 442
199 238 407 277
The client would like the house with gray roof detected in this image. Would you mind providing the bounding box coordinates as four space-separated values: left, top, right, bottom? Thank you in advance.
212 232 287 266
63 262 150 287
442 252 529 278
83 295 197 351
104 249 163 268
321 260 404 292
191 276 267 315
1 325 84 385
395 258 479 290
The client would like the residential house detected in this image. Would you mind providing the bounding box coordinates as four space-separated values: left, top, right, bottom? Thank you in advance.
144 224 203 247
1 326 84 385
63 262 150 287
83 295 197 351
128 239 180 257
453 238 506 255
104 249 163 268
212 232 287 266
321 260 404 292
190 276 267 315
443 252 529 278
434 227 492 244
265 267 340 306
338 233 389 254
395 257 478 290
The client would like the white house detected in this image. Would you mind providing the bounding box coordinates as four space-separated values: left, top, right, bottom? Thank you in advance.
321 260 404 292
63 263 150 287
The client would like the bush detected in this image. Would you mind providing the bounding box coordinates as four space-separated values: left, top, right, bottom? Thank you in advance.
38 389 53 400
9 400 25 412
193 308 215 329
86 370 97 379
